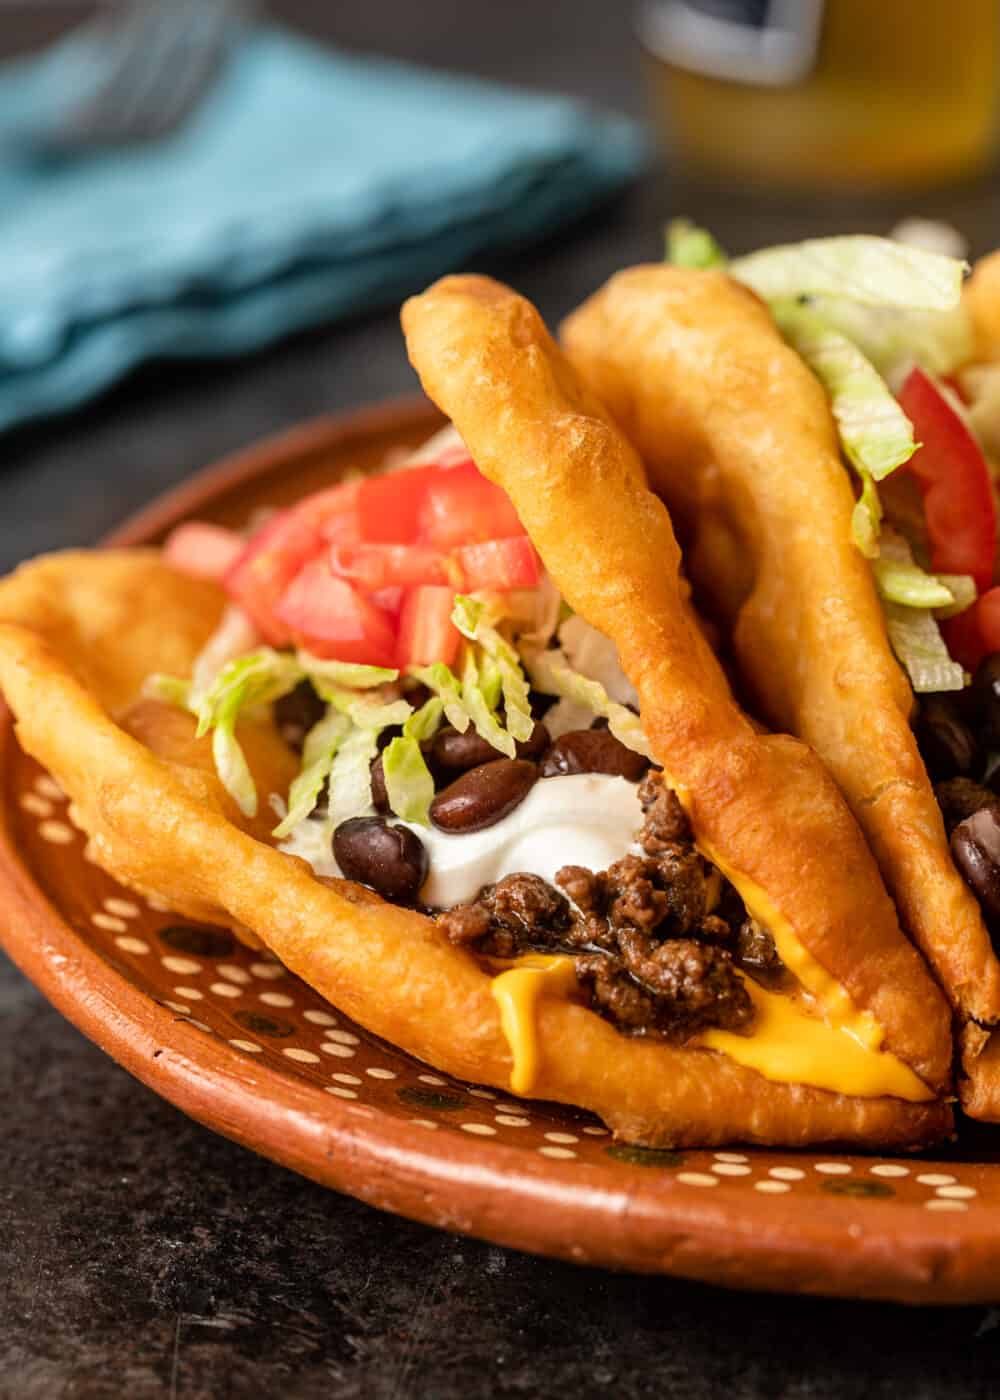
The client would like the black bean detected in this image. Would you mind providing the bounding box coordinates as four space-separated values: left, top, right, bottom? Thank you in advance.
431 721 549 774
935 777 997 834
915 695 979 782
540 728 649 782
370 753 390 814
951 806 1000 922
969 654 1000 748
528 689 557 720
430 759 538 832
273 681 325 752
333 817 427 903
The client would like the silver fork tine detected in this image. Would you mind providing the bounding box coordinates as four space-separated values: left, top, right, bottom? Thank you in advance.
48 0 248 151
132 0 245 141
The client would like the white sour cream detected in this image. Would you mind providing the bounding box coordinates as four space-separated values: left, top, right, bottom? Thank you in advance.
278 773 642 907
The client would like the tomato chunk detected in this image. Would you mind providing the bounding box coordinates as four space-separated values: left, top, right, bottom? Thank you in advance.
418 461 524 548
898 367 997 593
279 479 363 546
356 465 441 544
224 510 323 645
163 522 243 581
273 559 397 665
396 586 460 668
455 536 541 591
329 543 452 590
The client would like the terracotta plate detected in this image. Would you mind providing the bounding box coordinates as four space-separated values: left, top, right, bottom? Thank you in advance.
3 398 1000 1305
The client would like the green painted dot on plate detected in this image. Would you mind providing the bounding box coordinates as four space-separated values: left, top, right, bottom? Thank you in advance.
397 1087 468 1112
158 924 234 958
822 1178 895 1199
233 1009 294 1039
605 1144 685 1168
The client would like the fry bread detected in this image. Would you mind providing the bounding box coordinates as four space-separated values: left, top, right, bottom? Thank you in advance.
0 551 947 1146
402 275 951 1101
561 264 1000 1113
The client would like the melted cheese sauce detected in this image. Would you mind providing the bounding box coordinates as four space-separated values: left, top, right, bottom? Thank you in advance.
490 956 579 1095
698 980 931 1101
489 955 931 1102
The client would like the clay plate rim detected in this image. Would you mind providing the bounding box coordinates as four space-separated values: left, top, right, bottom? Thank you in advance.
1 396 998 1304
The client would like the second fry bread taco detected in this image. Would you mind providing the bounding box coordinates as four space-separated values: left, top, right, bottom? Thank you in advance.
561 227 1000 1118
0 275 953 1148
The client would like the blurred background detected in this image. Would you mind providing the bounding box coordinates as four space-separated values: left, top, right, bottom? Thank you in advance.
1 0 999 573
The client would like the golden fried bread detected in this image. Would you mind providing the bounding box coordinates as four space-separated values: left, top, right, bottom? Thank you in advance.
561 264 1000 1110
402 274 951 1094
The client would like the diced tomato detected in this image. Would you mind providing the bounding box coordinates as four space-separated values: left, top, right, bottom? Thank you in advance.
224 509 324 644
290 480 362 546
395 586 460 668
454 536 541 591
355 464 441 544
898 367 997 593
273 558 397 665
431 446 475 470
942 588 1000 671
163 522 244 581
418 460 524 549
370 586 404 615
329 542 452 590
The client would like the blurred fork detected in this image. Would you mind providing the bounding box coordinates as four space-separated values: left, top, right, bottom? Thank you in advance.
45 0 254 151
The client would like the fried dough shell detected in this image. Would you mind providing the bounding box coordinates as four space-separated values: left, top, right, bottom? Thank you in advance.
402 274 951 1095
560 264 1000 1111
0 553 950 1147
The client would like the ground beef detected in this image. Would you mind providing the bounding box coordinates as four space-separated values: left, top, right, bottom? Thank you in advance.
438 771 772 1041
577 937 752 1038
438 874 572 958
735 918 782 975
637 770 690 851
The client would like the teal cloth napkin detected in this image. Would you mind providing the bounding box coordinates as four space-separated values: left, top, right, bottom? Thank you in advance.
0 25 646 432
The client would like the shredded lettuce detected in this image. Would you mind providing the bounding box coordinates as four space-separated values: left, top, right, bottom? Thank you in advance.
272 710 351 838
190 606 260 708
852 472 883 559
876 530 967 692
873 558 961 610
380 697 444 826
144 673 192 709
521 645 653 758
326 725 382 826
803 298 975 383
189 649 305 816
772 301 919 483
404 696 445 743
452 595 534 744
729 236 967 312
293 654 397 689
882 601 966 693
666 218 727 270
460 645 516 758
406 662 472 733
382 735 435 825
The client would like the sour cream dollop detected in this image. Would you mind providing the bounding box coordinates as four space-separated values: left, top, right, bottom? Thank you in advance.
279 773 642 907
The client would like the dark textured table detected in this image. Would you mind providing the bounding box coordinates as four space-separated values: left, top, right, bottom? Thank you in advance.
5 5 1000 1397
